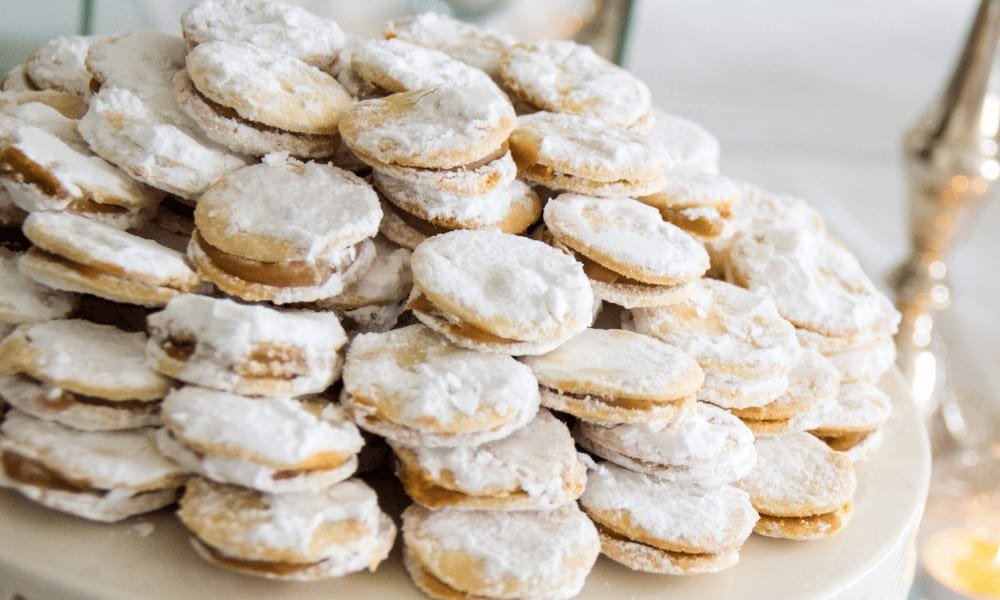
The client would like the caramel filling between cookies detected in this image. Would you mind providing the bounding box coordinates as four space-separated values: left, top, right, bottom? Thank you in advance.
26 247 164 289
2 451 99 494
383 200 451 237
193 87 315 138
195 232 360 288
521 163 643 189
544 386 675 411
200 542 325 576
159 334 310 380
29 385 157 412
0 148 133 213
597 523 723 562
406 293 519 345
656 206 726 238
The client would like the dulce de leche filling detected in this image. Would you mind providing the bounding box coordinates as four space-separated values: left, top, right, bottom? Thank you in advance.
32 385 156 412
406 293 518 345
200 541 324 576
543 386 676 411
194 231 360 288
0 146 68 199
2 450 99 494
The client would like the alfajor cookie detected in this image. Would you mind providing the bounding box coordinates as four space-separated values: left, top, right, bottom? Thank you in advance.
630 278 800 410
342 324 540 447
581 461 757 574
350 38 499 95
499 40 651 129
544 194 708 308
509 111 668 197
178 476 395 581
648 109 721 173
0 409 186 521
374 170 540 249
181 0 347 68
638 167 740 240
402 503 599 600
392 409 586 511
23 35 98 98
738 431 857 540
521 328 703 424
339 85 517 197
180 41 351 158
0 89 89 120
0 319 170 430
157 386 362 493
385 12 516 80
0 250 77 324
791 380 892 448
20 211 200 307
407 230 594 355
576 402 756 486
147 294 348 396
189 155 380 304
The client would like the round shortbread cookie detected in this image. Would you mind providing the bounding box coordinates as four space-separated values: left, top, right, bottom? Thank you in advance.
20 211 199 306
630 278 800 377
791 380 892 437
392 409 585 511
178 476 393 578
342 324 539 446
173 68 339 158
738 431 856 519
648 109 721 173
597 528 740 575
147 294 348 396
186 41 352 135
385 13 516 79
402 503 599 600
545 194 709 286
372 149 518 197
350 38 498 94
0 373 159 431
824 334 896 382
79 86 247 200
581 461 757 556
24 35 97 98
0 319 170 401
509 111 668 197
0 252 76 324
374 171 540 233
754 501 854 541
339 85 516 170
320 236 412 311
522 328 703 402
181 0 347 68
410 230 593 345
731 349 840 421
499 40 651 128
0 409 186 522
577 402 756 486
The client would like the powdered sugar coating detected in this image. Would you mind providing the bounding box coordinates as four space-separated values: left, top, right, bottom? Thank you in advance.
644 166 739 209
181 0 346 67
648 109 721 173
522 328 703 400
0 409 184 490
0 253 76 324
24 35 97 98
545 195 709 285
0 319 170 400
732 349 840 420
351 38 497 94
323 237 412 309
24 212 197 285
791 380 892 433
385 13 516 78
0 101 88 152
411 230 593 342
343 324 539 430
500 40 651 128
824 335 897 382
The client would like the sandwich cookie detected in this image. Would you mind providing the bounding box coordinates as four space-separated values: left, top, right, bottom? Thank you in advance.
20 211 200 307
576 402 756 486
402 503 600 600
630 278 800 409
350 38 499 95
521 328 703 425
791 380 892 457
189 155 380 304
339 85 517 197
342 324 540 447
0 89 89 120
509 111 668 197
0 250 77 324
731 349 841 437
147 294 348 396
544 194 709 308
0 409 186 521
181 0 347 68
0 319 171 430
499 40 651 129
638 167 740 240
317 236 413 334
374 171 540 249
23 35 98 98
384 12 516 80
392 409 586 511
648 109 721 173
178 476 395 581
738 432 857 540
157 386 362 493
408 230 594 355
580 461 757 574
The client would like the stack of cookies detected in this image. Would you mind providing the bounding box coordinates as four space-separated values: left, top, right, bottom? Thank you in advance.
0 0 907 594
